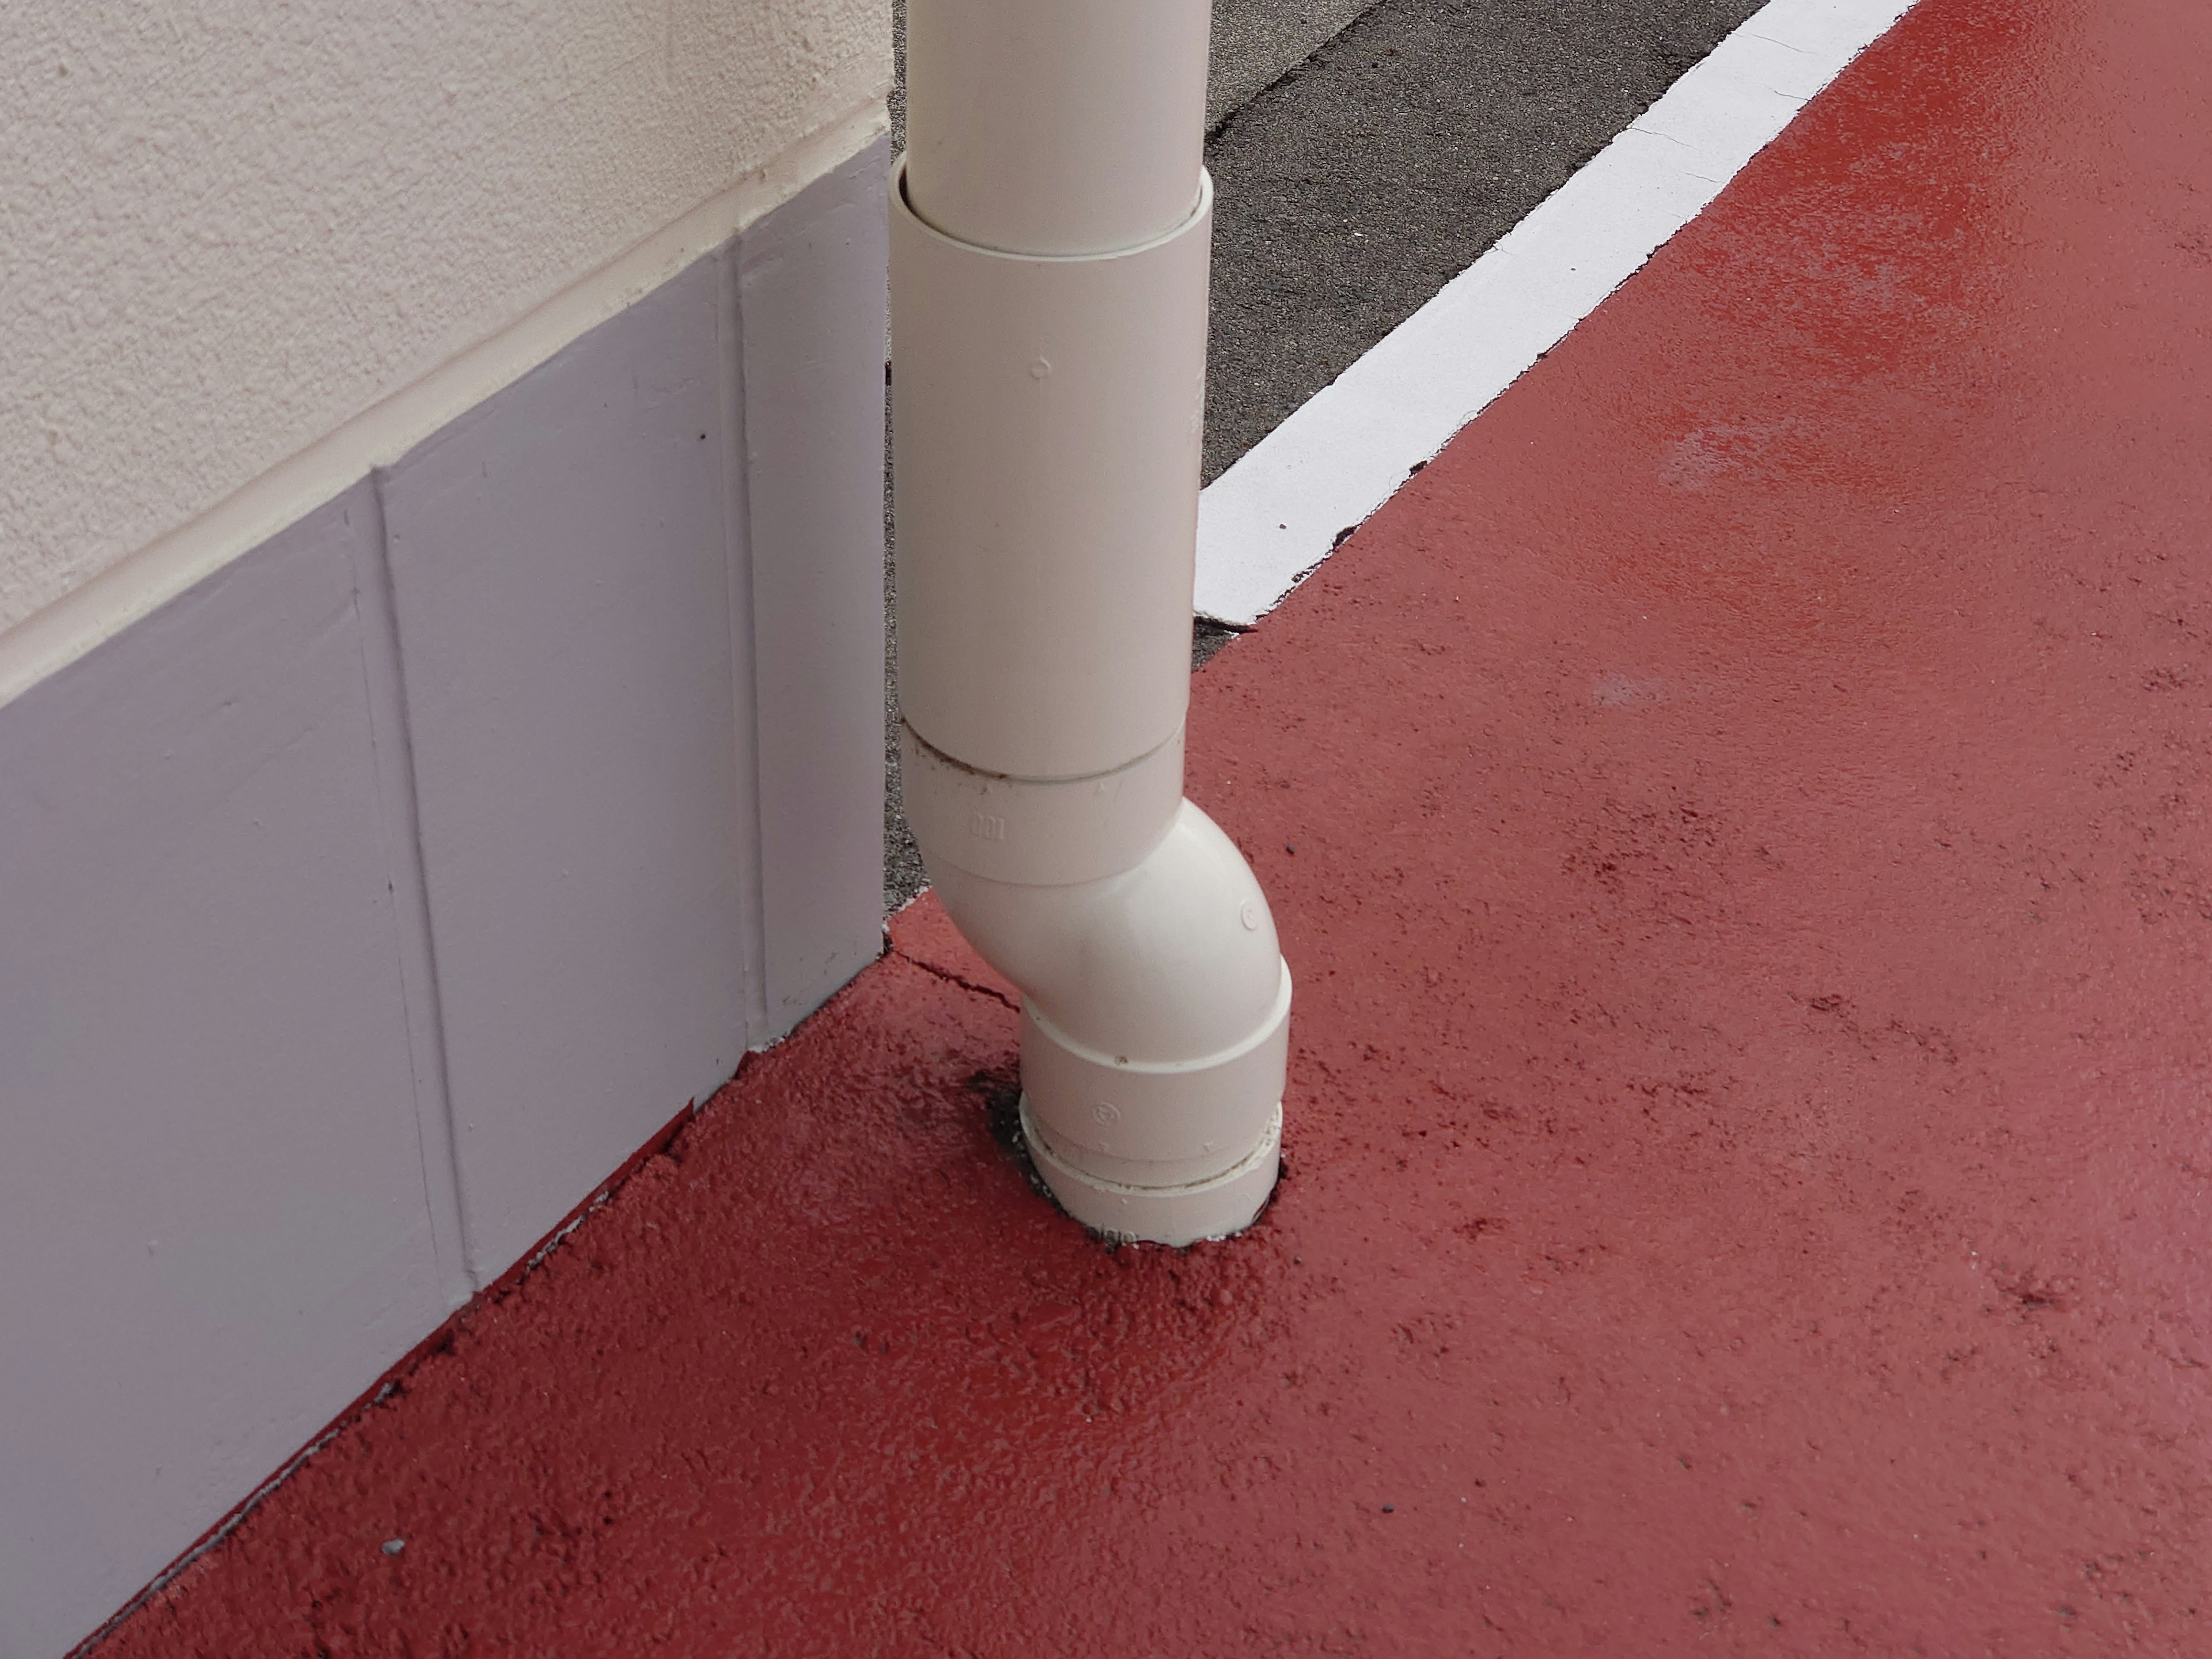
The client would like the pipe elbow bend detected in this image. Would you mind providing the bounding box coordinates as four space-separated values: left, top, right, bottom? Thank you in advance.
924 794 1291 1243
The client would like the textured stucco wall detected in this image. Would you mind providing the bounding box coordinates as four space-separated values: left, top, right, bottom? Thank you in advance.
1 0 889 635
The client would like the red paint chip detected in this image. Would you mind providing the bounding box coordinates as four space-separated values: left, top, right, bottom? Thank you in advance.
100 2 2212 1653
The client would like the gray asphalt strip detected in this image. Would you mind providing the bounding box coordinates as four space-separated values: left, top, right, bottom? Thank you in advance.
1203 0 1766 486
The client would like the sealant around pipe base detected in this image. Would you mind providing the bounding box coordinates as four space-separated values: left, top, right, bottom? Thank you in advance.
1024 1097 1283 1247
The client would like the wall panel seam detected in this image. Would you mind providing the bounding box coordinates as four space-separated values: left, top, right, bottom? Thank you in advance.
717 240 777 1051
357 468 476 1305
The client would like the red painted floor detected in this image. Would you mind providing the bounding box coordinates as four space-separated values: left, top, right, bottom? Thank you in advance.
104 1 2212 1652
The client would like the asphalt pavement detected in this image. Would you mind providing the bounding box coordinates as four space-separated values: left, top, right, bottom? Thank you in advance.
885 0 1768 911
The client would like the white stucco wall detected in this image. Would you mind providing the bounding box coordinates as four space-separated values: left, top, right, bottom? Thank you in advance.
1 0 889 641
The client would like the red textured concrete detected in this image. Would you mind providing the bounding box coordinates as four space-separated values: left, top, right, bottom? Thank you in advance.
101 1 2212 1653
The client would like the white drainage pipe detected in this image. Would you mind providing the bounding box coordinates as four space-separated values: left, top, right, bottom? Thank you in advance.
893 0 1291 1245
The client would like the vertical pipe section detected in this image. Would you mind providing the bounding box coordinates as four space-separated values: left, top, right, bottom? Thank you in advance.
903 0 1211 256
895 0 1290 1244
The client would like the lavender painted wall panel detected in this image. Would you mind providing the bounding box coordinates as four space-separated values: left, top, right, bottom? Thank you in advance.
738 140 891 1033
1 144 892 1656
380 254 757 1285
0 484 446 1659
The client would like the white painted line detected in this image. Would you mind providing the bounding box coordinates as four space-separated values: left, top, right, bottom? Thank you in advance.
1193 0 1915 627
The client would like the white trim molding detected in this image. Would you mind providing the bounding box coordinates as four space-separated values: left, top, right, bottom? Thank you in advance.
0 99 888 713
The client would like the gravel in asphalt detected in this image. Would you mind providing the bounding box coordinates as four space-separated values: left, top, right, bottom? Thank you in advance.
1201 0 1765 483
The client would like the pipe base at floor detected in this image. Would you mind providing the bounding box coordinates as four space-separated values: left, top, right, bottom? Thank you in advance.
1021 1095 1282 1246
